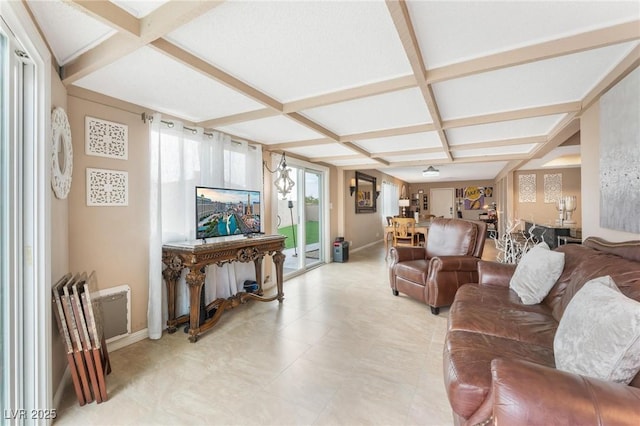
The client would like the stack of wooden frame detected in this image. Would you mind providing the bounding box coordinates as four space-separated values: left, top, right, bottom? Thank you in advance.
52 271 111 405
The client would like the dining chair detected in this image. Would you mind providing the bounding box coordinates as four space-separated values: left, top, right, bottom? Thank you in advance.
392 217 418 247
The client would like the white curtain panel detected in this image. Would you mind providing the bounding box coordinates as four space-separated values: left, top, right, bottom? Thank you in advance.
382 181 399 223
147 114 263 339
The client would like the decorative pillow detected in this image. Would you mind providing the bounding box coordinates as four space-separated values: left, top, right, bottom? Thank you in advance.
509 242 565 304
554 276 640 384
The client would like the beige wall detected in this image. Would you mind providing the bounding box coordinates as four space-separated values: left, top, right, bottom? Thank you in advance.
581 99 640 241
513 168 582 228
50 66 69 398
67 94 150 333
343 169 405 250
408 180 496 221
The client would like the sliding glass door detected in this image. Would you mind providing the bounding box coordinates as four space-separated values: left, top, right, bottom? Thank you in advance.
276 161 327 277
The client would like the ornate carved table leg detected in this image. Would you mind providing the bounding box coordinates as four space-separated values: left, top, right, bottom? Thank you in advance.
272 250 285 303
253 255 264 295
162 255 183 334
185 267 206 343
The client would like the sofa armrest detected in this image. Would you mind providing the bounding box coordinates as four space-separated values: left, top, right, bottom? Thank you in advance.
466 358 640 426
477 261 516 288
389 246 426 264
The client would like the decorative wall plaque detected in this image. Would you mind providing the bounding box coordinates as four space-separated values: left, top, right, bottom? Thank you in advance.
543 173 562 203
85 116 128 160
518 174 536 203
86 168 128 206
51 107 73 199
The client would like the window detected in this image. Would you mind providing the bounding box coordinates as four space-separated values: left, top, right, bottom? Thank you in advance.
381 181 399 223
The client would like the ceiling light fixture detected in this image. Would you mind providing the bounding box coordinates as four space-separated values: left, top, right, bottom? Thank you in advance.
422 166 440 177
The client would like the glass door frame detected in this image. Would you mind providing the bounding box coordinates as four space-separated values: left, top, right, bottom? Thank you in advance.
271 156 329 278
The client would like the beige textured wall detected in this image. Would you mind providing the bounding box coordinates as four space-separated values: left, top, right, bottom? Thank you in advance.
513 168 582 228
67 95 150 333
50 66 69 399
581 99 640 241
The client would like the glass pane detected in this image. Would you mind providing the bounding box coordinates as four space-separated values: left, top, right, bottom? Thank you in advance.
304 171 321 266
277 165 300 275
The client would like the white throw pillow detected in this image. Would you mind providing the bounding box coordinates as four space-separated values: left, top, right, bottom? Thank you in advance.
509 242 565 304
554 276 640 384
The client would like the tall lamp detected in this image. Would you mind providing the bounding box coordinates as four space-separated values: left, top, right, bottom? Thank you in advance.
398 199 410 218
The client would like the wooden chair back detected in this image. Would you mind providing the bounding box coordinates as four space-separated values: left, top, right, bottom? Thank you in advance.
392 217 417 246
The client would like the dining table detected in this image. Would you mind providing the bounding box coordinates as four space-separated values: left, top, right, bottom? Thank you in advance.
384 221 431 259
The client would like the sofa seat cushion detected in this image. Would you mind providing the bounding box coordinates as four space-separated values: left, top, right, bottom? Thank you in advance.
394 259 429 284
444 330 555 420
449 284 557 348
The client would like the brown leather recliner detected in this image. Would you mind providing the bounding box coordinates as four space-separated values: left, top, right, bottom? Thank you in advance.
388 218 487 315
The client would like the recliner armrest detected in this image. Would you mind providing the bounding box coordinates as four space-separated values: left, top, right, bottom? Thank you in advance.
477 260 516 288
429 256 481 272
466 358 640 426
389 246 426 264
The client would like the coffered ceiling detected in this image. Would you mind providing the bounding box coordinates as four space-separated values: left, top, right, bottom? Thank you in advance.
25 0 640 182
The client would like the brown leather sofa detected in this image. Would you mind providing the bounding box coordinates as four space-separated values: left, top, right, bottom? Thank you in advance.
444 237 640 425
388 218 487 315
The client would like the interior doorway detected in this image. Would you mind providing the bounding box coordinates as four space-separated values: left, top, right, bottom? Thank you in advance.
276 161 327 277
430 188 455 218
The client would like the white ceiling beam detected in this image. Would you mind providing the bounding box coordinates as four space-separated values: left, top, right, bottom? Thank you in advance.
308 154 364 162
341 123 436 142
198 109 279 128
385 0 452 161
285 112 340 141
66 0 139 36
62 33 142 84
428 20 640 83
342 142 390 166
371 147 443 158
282 75 416 112
267 138 336 151
449 136 547 151
495 159 527 182
581 44 640 113
151 38 284 111
139 1 224 42
62 0 224 84
442 102 581 129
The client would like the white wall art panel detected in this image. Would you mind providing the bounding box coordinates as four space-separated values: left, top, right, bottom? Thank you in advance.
599 67 640 233
86 116 128 159
519 174 536 203
86 168 129 206
544 173 562 203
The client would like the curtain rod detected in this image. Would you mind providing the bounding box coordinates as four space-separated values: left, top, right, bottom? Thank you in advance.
141 112 255 149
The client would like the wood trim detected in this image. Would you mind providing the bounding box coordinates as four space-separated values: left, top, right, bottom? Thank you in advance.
341 123 436 142
139 1 225 42
62 33 142 84
69 0 140 36
342 142 390 165
442 102 581 129
385 0 452 160
266 138 335 151
449 136 546 151
428 20 640 83
282 75 416 112
285 112 339 141
530 115 580 159
371 147 443 158
495 159 526 182
198 109 279 128
581 45 640 113
150 38 283 111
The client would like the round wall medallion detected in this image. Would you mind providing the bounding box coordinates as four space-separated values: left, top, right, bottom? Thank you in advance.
51 107 73 199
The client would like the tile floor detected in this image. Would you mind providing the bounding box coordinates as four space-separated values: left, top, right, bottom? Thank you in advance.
55 240 499 425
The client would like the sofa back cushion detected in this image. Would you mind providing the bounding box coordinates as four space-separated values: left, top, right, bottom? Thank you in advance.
426 218 483 258
546 241 640 323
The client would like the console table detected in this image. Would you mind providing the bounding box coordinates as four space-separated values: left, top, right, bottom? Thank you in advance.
524 222 571 249
162 235 286 342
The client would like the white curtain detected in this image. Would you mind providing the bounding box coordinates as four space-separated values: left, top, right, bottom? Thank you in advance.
382 180 399 224
147 114 263 339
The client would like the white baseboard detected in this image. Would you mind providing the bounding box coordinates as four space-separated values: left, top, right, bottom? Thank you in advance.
52 328 149 410
107 328 148 352
349 239 383 254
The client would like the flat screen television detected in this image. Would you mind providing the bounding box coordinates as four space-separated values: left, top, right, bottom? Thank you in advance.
196 186 261 239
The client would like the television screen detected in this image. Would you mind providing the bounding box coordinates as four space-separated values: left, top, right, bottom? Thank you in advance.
196 186 261 239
